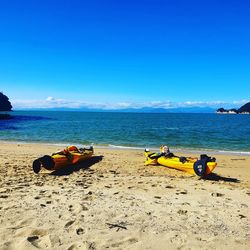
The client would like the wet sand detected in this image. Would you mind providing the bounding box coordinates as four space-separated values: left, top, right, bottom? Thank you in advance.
0 142 249 249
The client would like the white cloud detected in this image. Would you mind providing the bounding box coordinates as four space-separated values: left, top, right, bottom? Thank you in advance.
12 97 249 110
46 96 54 101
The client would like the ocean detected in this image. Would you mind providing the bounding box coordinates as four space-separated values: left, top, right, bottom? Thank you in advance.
0 111 250 154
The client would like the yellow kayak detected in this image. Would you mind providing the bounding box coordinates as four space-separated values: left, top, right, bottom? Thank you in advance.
33 146 94 173
145 150 217 177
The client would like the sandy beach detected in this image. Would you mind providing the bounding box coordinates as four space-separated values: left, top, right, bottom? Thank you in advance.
0 142 249 250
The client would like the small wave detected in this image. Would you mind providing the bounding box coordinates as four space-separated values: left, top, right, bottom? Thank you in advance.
171 148 250 156
87 144 250 155
1 139 250 156
217 150 250 156
108 144 145 150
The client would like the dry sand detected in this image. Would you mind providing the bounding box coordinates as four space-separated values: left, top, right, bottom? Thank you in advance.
0 142 249 250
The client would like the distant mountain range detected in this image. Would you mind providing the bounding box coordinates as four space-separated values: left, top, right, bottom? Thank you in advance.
15 106 216 113
108 107 216 113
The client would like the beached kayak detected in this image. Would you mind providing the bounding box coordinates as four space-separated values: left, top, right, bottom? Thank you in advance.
144 150 217 177
33 146 94 173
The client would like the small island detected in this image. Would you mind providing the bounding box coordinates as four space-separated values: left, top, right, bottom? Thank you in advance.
216 102 250 114
0 92 12 119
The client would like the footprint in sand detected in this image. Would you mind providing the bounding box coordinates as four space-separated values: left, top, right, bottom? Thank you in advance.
27 236 39 242
181 202 190 206
176 190 188 195
238 214 247 219
29 234 52 249
0 195 8 199
64 220 75 228
67 242 89 250
211 192 224 197
177 209 188 215
14 218 36 229
154 196 161 199
109 237 138 248
76 228 85 235
241 203 248 208
70 203 86 214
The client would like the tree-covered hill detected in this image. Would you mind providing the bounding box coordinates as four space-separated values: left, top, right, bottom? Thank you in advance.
216 102 250 114
238 102 250 113
0 92 12 111
0 92 12 119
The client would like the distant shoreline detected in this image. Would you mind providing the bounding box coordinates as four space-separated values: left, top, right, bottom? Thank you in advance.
216 112 250 115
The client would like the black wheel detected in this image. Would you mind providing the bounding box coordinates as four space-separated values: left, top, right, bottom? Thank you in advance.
193 160 206 177
32 159 41 174
39 155 55 170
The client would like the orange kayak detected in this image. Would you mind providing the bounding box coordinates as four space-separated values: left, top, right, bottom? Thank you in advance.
33 146 94 173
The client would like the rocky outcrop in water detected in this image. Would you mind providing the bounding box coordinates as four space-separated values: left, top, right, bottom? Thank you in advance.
216 102 250 114
0 92 12 119
238 102 250 114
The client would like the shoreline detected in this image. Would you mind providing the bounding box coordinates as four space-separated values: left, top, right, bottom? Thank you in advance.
1 139 250 156
1 141 250 187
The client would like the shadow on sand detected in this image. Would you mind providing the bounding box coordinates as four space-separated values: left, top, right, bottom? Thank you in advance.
204 172 240 183
50 155 104 176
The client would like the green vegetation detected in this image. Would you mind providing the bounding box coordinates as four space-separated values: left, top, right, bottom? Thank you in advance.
216 102 250 114
0 92 12 119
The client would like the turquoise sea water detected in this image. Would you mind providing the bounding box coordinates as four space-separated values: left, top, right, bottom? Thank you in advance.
0 111 250 154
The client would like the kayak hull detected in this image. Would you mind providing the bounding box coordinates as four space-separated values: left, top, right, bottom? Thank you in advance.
52 149 94 170
157 156 217 176
33 146 94 173
145 151 217 176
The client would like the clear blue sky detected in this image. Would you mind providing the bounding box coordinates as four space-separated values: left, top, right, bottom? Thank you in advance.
0 0 249 109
